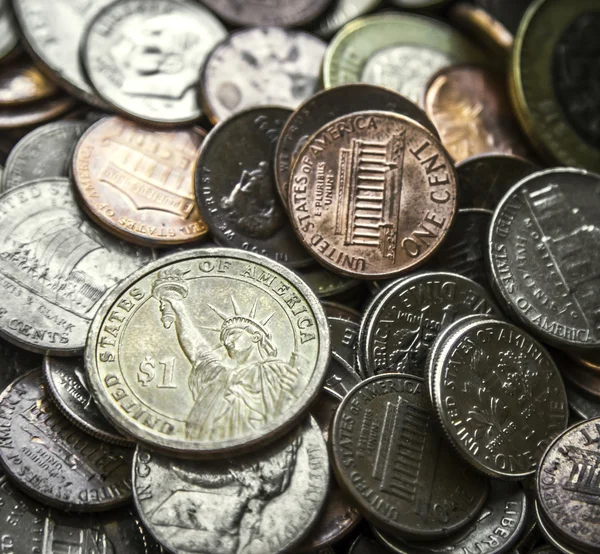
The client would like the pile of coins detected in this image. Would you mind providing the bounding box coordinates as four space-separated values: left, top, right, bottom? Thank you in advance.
0 0 597 552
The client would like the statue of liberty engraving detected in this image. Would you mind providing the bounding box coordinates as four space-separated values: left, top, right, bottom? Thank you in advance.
151 268 301 441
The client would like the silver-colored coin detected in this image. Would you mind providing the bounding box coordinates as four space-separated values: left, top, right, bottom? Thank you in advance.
0 370 133 511
566 383 600 420
133 417 329 553
0 178 154 355
324 314 362 400
12 0 114 107
43 356 133 446
86 248 330 456
82 0 226 125
0 0 19 61
200 27 326 124
534 502 582 554
324 358 361 400
313 0 381 38
2 121 88 191
487 168 600 350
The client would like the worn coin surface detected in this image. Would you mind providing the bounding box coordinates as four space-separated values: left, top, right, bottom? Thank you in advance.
0 178 154 355
312 0 381 38
0 58 58 106
289 111 458 278
3 120 88 191
82 0 226 125
424 65 532 162
196 107 312 267
0 370 133 510
12 0 114 107
0 95 76 129
73 117 208 246
86 248 330 456
511 0 600 172
44 356 132 446
359 272 497 377
133 417 329 553
331 373 489 539
456 153 539 210
200 27 326 125
373 481 528 554
487 168 600 350
275 84 439 209
537 417 600 553
431 317 569 479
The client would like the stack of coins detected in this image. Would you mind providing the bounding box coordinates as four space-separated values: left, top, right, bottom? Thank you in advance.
0 0 597 552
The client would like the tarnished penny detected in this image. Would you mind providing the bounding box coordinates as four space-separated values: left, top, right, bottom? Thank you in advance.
424 65 532 162
195 107 312 267
0 370 132 511
0 58 58 106
331 373 489 539
289 111 458 278
537 417 600 553
431 317 569 479
200 27 326 125
0 95 76 129
133 417 329 554
487 168 600 350
275 84 439 210
86 248 330 456
73 117 208 247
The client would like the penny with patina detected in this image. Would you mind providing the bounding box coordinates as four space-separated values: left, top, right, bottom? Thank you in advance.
12 0 114 107
373 481 528 554
487 168 600 350
431 317 569 479
289 111 458 278
424 65 532 162
456 153 539 210
133 417 329 553
0 178 154 355
200 27 326 125
537 417 600 553
73 117 208 247
0 58 58 106
82 0 226 125
300 265 362 299
0 370 132 511
3 120 88 191
331 373 489 539
275 84 439 210
86 248 330 456
359 272 497 378
0 95 76 129
43 356 132 446
200 0 330 27
195 107 312 267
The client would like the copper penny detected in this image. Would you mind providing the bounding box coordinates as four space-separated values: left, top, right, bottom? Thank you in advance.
424 64 533 162
0 95 75 129
0 57 58 106
289 111 458 279
72 117 208 247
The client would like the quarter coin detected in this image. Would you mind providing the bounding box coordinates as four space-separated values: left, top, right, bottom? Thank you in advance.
289 111 458 278
0 58 58 106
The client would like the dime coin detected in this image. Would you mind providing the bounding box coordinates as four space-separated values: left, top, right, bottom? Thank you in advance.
82 0 226 125
537 417 600 553
323 14 485 106
200 27 326 125
487 168 600 350
426 208 493 287
43 356 133 446
73 117 208 247
475 0 533 34
566 384 600 421
300 265 362 299
289 111 458 278
86 248 330 456
0 0 18 62
372 481 528 554
424 65 532 162
200 0 330 27
456 153 539 210
0 95 76 129
324 358 362 401
312 0 381 38
0 58 58 106
12 0 114 107
328 315 360 371
0 178 154 355
0 336 42 393
359 272 497 377
0 370 133 510
431 317 569 479
3 120 88 191
133 417 329 553
510 0 600 172
275 84 439 209
195 107 312 267
332 373 489 539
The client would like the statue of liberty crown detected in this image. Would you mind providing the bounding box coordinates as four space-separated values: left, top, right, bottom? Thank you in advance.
207 296 274 338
